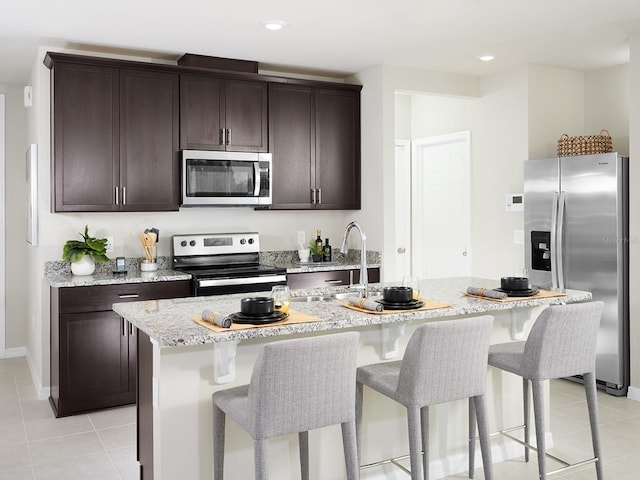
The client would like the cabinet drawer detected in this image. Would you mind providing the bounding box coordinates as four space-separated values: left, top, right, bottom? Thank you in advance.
58 280 191 313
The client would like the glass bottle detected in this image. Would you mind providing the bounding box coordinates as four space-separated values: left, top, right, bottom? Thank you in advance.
323 238 332 262
315 230 323 258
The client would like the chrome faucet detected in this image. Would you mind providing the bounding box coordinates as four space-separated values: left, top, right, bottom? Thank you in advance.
340 221 368 298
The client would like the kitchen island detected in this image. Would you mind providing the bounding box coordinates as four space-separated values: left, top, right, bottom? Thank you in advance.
113 277 591 480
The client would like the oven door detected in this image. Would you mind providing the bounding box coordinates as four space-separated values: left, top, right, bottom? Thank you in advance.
181 150 272 206
193 273 287 296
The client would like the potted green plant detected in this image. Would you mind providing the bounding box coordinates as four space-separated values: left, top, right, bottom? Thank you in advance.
308 238 323 262
62 225 110 275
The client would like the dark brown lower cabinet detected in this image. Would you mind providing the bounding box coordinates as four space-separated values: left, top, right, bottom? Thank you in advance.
50 280 190 417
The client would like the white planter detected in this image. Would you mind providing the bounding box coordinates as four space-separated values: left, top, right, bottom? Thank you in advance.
71 255 95 276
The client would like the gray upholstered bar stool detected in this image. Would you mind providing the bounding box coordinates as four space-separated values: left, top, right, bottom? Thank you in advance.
212 331 360 480
470 301 604 479
356 316 495 480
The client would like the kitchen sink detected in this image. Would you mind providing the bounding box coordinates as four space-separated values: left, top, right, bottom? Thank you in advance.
291 291 382 302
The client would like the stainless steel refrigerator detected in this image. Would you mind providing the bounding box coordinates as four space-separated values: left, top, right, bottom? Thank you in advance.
524 152 629 396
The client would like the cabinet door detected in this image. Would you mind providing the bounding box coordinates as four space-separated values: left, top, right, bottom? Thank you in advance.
120 69 180 211
58 311 133 415
180 75 225 151
52 62 119 212
269 83 315 208
315 89 361 209
225 79 268 152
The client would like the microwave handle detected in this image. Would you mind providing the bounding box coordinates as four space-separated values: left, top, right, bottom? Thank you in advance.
254 163 261 196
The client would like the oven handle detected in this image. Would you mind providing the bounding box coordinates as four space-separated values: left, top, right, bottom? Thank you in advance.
198 274 287 288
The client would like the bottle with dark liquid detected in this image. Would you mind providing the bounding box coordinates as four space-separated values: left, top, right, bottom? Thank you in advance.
315 230 323 259
323 238 332 262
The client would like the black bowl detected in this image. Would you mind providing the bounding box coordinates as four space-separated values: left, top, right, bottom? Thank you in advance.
240 297 274 316
383 286 413 303
500 277 530 291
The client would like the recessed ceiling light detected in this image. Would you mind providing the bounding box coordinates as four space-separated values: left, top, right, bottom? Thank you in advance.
261 20 287 31
476 54 496 62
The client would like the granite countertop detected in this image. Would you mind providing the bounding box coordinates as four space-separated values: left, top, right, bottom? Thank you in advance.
45 250 382 287
112 277 592 348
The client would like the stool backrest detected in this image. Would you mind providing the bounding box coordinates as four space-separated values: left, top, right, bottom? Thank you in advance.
521 301 603 380
397 316 493 407
248 331 360 438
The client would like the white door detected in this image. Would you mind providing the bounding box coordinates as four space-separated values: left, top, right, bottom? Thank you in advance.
394 140 411 280
411 131 471 279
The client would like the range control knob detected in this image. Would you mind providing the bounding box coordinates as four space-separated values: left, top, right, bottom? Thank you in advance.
190 240 196 247
248 238 254 244
240 238 246 245
180 240 187 247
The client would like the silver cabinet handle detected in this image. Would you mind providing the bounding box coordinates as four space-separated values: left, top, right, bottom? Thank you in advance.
219 128 225 145
226 128 231 145
122 318 127 337
317 188 322 204
115 187 119 205
311 189 316 204
118 294 140 299
325 279 344 285
122 186 126 206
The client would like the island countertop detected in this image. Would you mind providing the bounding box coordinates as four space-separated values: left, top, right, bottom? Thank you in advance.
112 277 592 348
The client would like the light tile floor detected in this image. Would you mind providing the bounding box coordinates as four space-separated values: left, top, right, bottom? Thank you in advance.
0 357 138 480
2 356 639 479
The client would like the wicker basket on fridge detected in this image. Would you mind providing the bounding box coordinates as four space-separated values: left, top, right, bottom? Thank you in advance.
557 129 613 157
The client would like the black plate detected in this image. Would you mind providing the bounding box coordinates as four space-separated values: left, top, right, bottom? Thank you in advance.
376 299 425 310
494 287 540 297
228 311 289 325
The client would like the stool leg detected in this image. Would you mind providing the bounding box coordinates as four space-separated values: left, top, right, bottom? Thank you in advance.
468 397 476 478
474 394 493 480
421 406 429 480
254 438 269 480
213 404 226 480
407 406 425 480
356 381 364 465
298 431 309 480
584 372 603 480
523 378 530 463
341 420 359 480
531 379 547 480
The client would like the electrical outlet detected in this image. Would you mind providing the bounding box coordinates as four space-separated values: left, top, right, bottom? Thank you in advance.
106 236 114 253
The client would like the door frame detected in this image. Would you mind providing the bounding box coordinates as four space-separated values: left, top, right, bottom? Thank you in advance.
393 139 412 281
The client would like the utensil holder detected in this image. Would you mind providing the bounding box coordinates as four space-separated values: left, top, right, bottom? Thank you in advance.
141 244 157 271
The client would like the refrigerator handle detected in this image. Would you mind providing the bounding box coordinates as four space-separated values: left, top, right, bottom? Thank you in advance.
556 191 566 291
550 191 559 290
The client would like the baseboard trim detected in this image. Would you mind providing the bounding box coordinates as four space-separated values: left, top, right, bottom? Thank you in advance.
627 386 640 402
25 349 50 400
0 346 27 358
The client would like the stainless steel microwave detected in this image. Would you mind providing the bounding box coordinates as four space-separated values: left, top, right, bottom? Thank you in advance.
181 150 272 206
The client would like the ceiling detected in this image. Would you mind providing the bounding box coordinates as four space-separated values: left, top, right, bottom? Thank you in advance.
2 0 640 85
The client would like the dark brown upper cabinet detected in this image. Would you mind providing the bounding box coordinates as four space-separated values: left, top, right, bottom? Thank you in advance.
269 83 361 210
180 74 268 152
47 54 180 212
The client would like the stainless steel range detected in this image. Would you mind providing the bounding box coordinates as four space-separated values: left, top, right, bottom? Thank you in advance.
172 232 287 296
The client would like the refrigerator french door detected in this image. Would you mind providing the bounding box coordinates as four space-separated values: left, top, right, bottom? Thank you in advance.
524 152 629 396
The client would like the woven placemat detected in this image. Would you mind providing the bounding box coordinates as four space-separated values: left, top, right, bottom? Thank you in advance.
193 309 322 333
463 289 567 302
341 297 451 315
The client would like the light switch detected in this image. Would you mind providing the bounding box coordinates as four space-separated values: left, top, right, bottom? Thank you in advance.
514 230 525 244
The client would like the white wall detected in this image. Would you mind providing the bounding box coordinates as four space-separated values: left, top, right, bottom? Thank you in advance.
585 64 630 156
628 35 640 396
0 84 28 354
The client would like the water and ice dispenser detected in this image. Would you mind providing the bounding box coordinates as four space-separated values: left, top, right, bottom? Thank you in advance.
531 231 551 271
